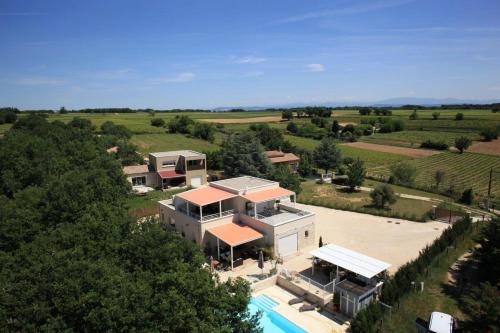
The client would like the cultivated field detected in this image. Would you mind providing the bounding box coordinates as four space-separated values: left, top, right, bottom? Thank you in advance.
130 133 219 153
361 130 480 148
342 142 440 157
469 138 500 156
201 116 283 123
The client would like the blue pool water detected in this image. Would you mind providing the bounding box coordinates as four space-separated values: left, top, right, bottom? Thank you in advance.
248 295 307 333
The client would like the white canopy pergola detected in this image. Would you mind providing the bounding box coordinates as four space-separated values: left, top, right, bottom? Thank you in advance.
310 243 391 279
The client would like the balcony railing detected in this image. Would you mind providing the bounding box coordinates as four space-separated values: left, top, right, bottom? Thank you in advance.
177 207 235 222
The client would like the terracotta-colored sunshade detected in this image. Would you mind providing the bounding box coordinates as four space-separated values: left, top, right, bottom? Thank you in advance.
157 170 185 179
208 223 263 247
176 186 236 206
242 187 294 203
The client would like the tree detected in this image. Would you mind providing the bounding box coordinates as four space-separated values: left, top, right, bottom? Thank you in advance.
101 121 132 139
221 133 271 178
390 162 417 186
167 115 193 134
455 112 464 120
370 184 397 208
358 108 372 116
59 106 68 114
205 150 223 170
282 109 293 120
268 164 302 194
313 137 342 175
460 188 474 204
331 120 341 138
434 170 445 189
409 110 418 120
455 136 472 153
461 282 500 333
192 122 216 142
150 118 165 127
286 122 298 134
432 111 440 120
0 108 18 124
346 158 365 191
297 150 314 177
250 123 292 151
480 128 498 141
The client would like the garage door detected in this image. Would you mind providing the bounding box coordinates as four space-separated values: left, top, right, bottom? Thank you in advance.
278 233 298 257
190 176 202 187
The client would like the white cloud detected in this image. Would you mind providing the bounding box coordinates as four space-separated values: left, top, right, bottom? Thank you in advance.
234 56 267 64
152 72 196 83
306 64 325 72
95 68 132 79
15 77 65 86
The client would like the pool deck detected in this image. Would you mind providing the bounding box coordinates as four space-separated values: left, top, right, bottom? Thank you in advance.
254 285 350 333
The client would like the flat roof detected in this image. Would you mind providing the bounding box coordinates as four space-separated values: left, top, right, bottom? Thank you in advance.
310 243 391 279
149 150 205 158
242 187 294 203
210 176 276 193
207 223 263 247
176 186 237 206
429 312 454 333
268 153 300 164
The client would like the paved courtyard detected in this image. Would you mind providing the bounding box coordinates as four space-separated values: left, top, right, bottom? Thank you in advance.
284 203 449 274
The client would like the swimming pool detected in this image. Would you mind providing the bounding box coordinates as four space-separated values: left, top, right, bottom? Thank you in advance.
248 295 307 333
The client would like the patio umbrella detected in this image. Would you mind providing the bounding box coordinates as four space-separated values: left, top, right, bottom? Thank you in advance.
258 250 264 276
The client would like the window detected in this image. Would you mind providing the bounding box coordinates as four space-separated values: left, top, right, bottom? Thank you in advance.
162 160 176 167
305 230 309 238
132 176 146 186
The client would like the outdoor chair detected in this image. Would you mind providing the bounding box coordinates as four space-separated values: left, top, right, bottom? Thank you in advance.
299 302 318 312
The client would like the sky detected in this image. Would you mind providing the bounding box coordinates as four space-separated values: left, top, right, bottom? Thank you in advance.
1 0 500 109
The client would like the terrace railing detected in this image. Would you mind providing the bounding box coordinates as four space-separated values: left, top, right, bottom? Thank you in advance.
201 209 236 222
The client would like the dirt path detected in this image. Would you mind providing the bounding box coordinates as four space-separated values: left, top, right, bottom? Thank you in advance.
200 116 283 124
342 142 440 157
469 138 500 156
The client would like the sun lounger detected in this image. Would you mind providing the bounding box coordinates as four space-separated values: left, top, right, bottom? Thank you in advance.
288 293 306 305
299 302 318 312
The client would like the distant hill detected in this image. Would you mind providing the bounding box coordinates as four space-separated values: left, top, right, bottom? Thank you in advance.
214 97 500 111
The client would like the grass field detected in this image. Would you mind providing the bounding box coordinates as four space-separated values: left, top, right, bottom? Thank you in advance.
131 133 219 153
298 180 434 221
362 130 480 147
0 123 12 135
126 188 187 217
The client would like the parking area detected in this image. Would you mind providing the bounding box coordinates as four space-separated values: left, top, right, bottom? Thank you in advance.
284 203 449 274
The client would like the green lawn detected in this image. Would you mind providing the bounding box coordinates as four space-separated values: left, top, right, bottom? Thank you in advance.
0 123 12 135
126 188 187 217
363 179 450 201
381 222 482 332
298 180 434 221
131 133 219 153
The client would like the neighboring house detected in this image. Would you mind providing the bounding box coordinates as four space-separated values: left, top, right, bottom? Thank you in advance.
123 150 207 189
158 176 315 267
266 150 299 173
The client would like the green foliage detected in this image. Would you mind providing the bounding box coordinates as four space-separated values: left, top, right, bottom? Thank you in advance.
192 122 216 142
346 158 366 190
390 162 417 186
358 107 372 116
474 218 500 284
250 123 292 151
205 149 224 170
434 170 446 189
461 282 500 333
286 121 298 134
281 109 293 120
455 112 464 120
268 164 302 194
409 110 418 120
313 137 342 174
480 127 498 141
459 188 474 204
222 132 271 178
369 184 397 208
297 150 314 177
432 111 440 120
100 120 132 139
167 115 193 134
420 140 449 150
331 120 341 137
150 117 165 127
0 116 259 332
311 116 328 128
454 136 472 153
0 108 18 124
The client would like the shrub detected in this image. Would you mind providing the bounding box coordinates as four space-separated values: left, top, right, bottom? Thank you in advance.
0 108 18 124
409 110 418 120
480 128 498 141
460 188 474 205
379 122 394 133
358 107 372 116
420 140 449 150
391 119 405 132
150 118 165 127
432 112 440 120
390 162 417 186
192 122 216 142
282 109 293 120
455 112 464 120
167 115 193 134
370 184 397 208
455 136 472 153
286 122 298 134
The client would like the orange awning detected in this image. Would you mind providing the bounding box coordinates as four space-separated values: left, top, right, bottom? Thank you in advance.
176 186 236 206
242 187 294 203
208 223 263 247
